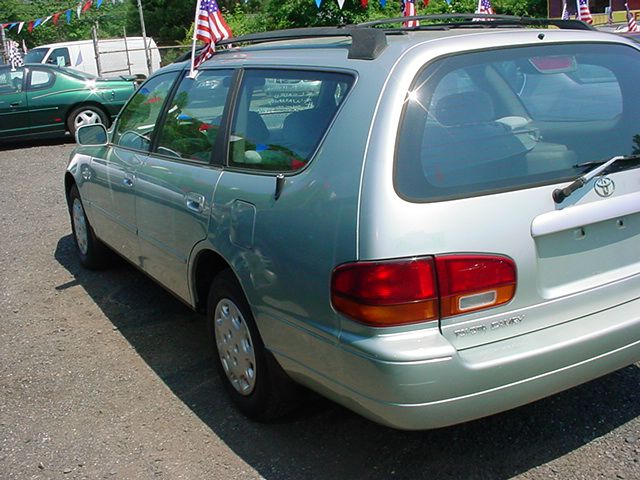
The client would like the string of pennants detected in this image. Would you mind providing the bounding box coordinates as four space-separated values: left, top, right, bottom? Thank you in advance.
317 0 439 7
1 0 125 34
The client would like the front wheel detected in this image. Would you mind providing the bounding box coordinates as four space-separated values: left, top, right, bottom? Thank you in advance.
207 270 299 421
67 185 110 269
67 106 109 136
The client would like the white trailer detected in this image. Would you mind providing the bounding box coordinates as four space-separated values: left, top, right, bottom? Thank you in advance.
24 37 161 78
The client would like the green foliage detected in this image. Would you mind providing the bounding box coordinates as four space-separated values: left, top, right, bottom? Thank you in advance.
2 0 549 51
125 0 196 44
1 0 131 48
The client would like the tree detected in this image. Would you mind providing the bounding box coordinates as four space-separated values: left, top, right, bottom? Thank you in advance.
1 0 131 48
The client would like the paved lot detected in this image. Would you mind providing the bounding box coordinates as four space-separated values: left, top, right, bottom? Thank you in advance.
0 139 639 480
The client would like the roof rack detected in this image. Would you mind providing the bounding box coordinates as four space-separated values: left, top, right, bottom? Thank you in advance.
186 14 593 63
357 13 595 31
216 27 388 60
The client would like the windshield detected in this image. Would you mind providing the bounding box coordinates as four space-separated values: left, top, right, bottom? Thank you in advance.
24 48 49 64
395 43 640 201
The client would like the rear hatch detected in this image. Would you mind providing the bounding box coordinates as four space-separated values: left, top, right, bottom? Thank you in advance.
364 40 640 350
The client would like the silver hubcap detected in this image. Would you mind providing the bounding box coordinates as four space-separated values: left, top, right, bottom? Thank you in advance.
214 298 256 396
72 198 89 255
74 110 102 129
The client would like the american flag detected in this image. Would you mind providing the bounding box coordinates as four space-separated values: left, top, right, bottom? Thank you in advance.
626 3 639 32
403 0 419 27
8 40 24 70
576 0 593 24
192 0 232 70
476 0 494 15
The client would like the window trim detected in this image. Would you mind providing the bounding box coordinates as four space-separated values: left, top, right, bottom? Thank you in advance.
110 70 182 154
27 67 56 91
149 67 239 166
222 66 357 176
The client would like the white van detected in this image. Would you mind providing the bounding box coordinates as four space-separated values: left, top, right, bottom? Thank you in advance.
24 37 161 78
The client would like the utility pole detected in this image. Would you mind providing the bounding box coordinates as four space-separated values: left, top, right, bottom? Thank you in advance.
0 24 7 65
136 0 152 75
92 22 102 77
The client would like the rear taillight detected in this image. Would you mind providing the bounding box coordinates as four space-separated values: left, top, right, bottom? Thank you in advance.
436 255 516 317
331 254 516 327
331 258 438 327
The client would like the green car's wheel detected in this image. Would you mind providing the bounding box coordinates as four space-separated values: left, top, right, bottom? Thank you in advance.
68 185 110 270
68 106 109 136
207 270 299 421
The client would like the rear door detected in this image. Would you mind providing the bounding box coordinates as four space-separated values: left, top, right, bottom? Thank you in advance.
134 69 233 301
377 41 640 349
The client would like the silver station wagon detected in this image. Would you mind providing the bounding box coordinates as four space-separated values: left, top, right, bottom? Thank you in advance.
65 15 640 430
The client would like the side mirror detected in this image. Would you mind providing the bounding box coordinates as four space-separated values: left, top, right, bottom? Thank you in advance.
76 123 108 146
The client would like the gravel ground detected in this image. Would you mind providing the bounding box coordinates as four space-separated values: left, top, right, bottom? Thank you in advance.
0 139 639 480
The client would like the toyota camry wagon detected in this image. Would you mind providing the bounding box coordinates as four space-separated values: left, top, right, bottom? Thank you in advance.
64 15 640 430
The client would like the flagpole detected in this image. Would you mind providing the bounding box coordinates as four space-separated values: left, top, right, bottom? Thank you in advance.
188 0 202 78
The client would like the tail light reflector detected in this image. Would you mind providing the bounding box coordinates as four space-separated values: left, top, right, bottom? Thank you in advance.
331 258 438 327
436 255 516 317
331 254 516 327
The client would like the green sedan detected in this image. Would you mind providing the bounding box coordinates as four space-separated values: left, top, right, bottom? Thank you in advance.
0 64 136 141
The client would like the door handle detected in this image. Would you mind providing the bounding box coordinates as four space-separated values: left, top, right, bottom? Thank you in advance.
122 177 134 188
185 193 205 213
10 102 21 107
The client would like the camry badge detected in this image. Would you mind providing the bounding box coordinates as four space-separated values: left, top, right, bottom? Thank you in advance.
594 177 614 197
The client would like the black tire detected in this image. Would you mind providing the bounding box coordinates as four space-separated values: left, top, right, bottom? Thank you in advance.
67 105 109 136
207 270 299 421
67 185 111 270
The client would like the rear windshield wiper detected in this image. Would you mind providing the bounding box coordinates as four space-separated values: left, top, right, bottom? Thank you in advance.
552 154 640 204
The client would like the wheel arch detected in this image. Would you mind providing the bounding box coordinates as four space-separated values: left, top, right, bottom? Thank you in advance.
64 172 77 204
191 247 234 314
65 101 112 128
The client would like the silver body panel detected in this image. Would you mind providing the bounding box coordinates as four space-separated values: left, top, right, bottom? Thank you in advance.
67 28 640 429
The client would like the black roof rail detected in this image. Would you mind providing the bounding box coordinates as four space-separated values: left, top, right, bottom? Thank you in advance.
357 13 596 31
176 15 594 64
216 27 389 60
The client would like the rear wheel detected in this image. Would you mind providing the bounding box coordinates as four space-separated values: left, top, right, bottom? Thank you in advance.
67 185 110 269
207 270 299 421
67 106 109 136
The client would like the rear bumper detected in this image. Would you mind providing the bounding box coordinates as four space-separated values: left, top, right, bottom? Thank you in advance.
278 296 640 430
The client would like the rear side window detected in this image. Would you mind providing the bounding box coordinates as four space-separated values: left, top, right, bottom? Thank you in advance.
228 69 353 172
113 72 178 151
29 69 55 89
155 69 232 162
395 44 640 201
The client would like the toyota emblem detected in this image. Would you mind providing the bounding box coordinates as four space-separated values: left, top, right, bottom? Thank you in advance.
594 177 615 197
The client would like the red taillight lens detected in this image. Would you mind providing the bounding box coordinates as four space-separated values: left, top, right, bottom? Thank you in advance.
331 258 438 327
436 255 516 317
331 254 516 327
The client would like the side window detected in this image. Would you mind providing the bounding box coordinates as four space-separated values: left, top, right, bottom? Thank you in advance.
155 69 233 162
0 68 24 94
29 69 55 90
46 48 71 67
228 69 353 172
113 72 179 151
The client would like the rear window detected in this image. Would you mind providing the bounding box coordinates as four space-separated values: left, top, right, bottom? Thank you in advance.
395 43 640 201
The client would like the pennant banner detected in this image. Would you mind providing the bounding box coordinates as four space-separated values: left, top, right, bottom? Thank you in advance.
0 0 119 35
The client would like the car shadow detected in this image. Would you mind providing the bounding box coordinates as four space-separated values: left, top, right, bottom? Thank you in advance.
54 234 640 480
0 136 74 151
